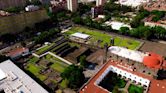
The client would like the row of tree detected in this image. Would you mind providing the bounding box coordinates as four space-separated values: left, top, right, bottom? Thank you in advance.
72 14 166 40
34 28 60 44
119 26 166 40
131 9 166 28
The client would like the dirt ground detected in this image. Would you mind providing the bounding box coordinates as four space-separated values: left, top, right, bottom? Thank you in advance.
139 41 166 57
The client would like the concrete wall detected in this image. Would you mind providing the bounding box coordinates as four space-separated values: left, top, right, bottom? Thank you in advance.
0 9 49 35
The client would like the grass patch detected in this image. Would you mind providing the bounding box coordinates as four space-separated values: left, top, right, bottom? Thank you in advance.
26 63 47 81
128 84 144 93
65 27 140 49
28 56 39 63
36 43 55 55
45 54 68 73
60 79 69 88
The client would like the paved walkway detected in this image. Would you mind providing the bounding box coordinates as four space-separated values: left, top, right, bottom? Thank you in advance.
119 81 131 93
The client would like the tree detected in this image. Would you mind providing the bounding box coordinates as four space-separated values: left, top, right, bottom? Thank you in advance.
0 55 9 62
72 16 82 24
119 27 129 35
79 55 87 68
153 26 166 39
5 7 23 13
61 65 85 89
112 86 122 93
0 33 16 43
83 16 93 27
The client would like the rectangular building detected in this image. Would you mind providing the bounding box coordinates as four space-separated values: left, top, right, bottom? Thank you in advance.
67 0 78 12
0 60 49 93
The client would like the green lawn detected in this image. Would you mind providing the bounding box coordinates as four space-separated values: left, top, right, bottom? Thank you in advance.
65 27 140 49
45 54 68 73
128 84 144 93
36 43 55 55
60 79 69 88
28 56 39 63
26 63 47 81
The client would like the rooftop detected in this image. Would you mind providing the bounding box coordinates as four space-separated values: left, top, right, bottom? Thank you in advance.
6 47 29 57
70 32 90 39
79 60 166 93
0 60 49 93
109 46 147 62
104 21 130 30
117 0 149 7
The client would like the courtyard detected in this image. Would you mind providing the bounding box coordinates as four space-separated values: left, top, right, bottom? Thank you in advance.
98 71 144 93
25 54 69 90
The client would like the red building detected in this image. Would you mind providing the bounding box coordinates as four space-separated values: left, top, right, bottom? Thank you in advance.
80 47 166 93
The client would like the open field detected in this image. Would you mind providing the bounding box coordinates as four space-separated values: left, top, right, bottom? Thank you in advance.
65 27 140 49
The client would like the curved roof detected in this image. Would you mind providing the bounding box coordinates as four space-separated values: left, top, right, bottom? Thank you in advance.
109 46 146 62
143 53 161 68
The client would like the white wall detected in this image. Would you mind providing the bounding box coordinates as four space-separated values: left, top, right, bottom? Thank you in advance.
95 65 150 87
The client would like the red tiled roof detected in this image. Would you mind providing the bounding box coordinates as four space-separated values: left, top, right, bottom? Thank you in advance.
143 53 162 69
80 59 166 93
7 47 28 57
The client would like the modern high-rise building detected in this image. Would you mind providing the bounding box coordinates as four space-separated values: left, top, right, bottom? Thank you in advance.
67 0 78 12
96 0 106 6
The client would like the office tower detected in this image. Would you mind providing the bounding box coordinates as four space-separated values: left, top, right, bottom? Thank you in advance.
67 0 78 12
96 0 106 6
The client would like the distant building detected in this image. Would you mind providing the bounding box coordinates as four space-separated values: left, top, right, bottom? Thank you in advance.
91 6 103 18
0 60 49 93
79 46 166 93
96 0 106 6
67 0 78 12
104 21 131 30
116 0 149 8
0 0 26 9
144 16 166 29
70 32 91 43
144 0 166 11
50 0 67 12
6 47 30 59
25 5 39 12
0 10 11 16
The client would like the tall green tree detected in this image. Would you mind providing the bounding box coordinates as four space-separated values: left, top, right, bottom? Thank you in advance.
61 65 85 89
119 27 129 35
79 55 87 68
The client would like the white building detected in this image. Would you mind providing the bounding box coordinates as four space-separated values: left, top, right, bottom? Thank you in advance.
96 0 106 6
0 60 49 93
95 65 150 87
117 0 149 8
108 46 147 62
104 21 131 30
67 0 78 12
25 5 39 12
70 32 90 40
70 32 91 43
